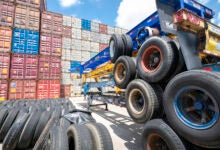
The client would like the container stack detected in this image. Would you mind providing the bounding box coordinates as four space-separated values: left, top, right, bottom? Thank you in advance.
37 11 62 99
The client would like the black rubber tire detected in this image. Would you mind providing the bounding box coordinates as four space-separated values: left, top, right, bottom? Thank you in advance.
59 117 71 129
85 123 113 150
0 108 20 142
2 112 29 150
67 124 93 150
125 79 160 123
142 119 186 150
0 108 9 130
122 34 133 56
164 70 220 148
113 56 136 89
137 36 175 83
31 111 52 146
47 126 68 150
17 111 41 149
109 34 124 63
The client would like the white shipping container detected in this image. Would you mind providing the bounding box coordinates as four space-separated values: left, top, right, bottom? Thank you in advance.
81 30 91 41
81 51 90 62
72 17 81 29
71 50 82 61
61 61 71 73
62 73 75 85
81 40 90 51
107 26 115 35
71 39 81 50
62 49 71 61
90 42 99 52
90 52 98 58
71 85 82 96
62 38 71 49
91 21 99 32
63 16 72 26
122 29 128 34
114 27 122 34
90 32 100 43
100 34 108 43
72 28 81 39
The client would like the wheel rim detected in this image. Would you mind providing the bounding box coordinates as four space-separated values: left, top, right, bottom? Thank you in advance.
174 86 219 129
129 89 145 115
147 133 169 150
110 40 115 58
141 46 162 73
115 63 126 83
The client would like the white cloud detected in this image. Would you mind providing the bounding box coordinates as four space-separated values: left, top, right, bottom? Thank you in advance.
115 0 156 30
218 0 220 3
59 0 80 7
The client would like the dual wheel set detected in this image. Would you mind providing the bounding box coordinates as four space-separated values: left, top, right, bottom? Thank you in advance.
110 34 220 149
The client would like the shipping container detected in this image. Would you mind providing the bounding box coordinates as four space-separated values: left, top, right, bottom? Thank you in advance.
91 21 99 32
0 80 8 101
81 51 90 62
12 28 39 54
39 55 61 79
72 28 81 39
14 5 40 31
90 32 100 43
99 24 107 34
81 30 90 41
0 27 12 52
62 49 72 61
72 17 81 29
61 85 71 98
61 73 74 85
71 61 81 68
71 39 81 50
16 0 40 8
0 1 14 27
114 27 122 34
90 42 99 52
62 26 72 38
81 40 90 51
90 52 98 58
99 43 108 52
41 11 63 35
10 54 38 79
100 34 108 43
40 33 62 56
62 37 71 49
61 61 71 73
63 15 72 27
71 85 81 96
0 53 10 79
81 19 91 31
37 80 60 99
71 50 81 61
107 26 115 35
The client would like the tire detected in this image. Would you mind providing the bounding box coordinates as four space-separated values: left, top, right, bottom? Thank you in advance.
31 111 52 146
59 117 71 129
85 123 113 150
17 111 41 149
142 119 186 150
2 112 29 150
137 36 175 83
0 108 9 130
46 126 68 150
113 56 136 89
67 124 93 150
122 34 133 56
164 70 220 148
125 79 160 123
0 108 20 142
109 34 124 63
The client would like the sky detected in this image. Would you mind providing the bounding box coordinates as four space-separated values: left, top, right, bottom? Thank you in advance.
47 0 220 30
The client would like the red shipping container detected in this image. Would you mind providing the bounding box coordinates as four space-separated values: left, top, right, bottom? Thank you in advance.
99 24 107 34
0 27 12 52
40 33 62 56
39 56 61 79
0 80 8 101
41 11 63 35
61 85 71 98
16 0 40 8
10 54 38 79
0 53 10 79
37 80 60 99
9 80 36 100
0 1 14 27
99 43 108 52
62 26 72 38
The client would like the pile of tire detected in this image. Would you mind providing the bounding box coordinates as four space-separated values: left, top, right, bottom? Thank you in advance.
110 33 220 149
0 99 113 150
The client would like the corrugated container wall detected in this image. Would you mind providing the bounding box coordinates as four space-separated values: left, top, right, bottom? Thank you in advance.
14 5 40 31
16 0 41 8
81 30 90 41
41 11 63 35
63 16 72 27
62 38 71 49
81 40 90 51
0 1 14 27
99 24 107 34
91 21 99 32
90 42 99 52
107 26 115 35
62 26 72 38
12 28 39 54
61 61 70 73
61 85 71 98
61 73 74 85
0 53 10 79
99 43 108 52
81 19 91 31
71 50 81 61
72 28 81 39
72 17 81 29
0 80 8 100
71 39 81 50
0 27 12 52
37 80 60 99
62 49 71 61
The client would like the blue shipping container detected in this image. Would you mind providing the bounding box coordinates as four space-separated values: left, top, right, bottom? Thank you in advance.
70 61 81 73
81 19 91 31
12 28 39 55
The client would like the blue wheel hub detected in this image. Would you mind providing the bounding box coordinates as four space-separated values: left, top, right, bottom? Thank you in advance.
174 87 219 129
